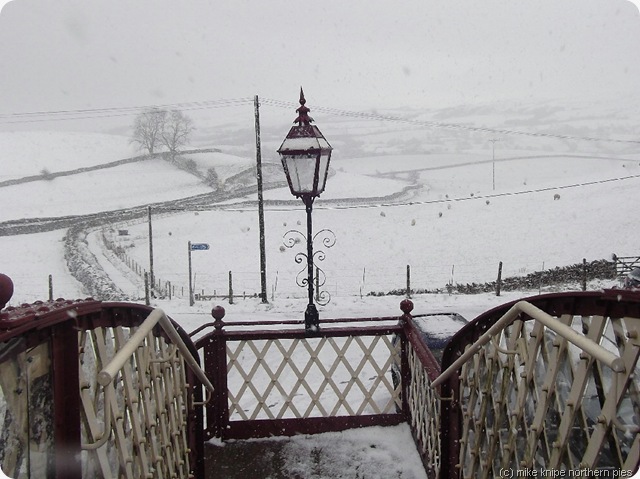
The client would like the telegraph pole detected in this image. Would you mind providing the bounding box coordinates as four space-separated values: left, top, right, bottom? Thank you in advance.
148 205 154 290
254 95 268 303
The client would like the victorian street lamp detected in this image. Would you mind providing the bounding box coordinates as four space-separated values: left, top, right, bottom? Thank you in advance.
277 88 333 333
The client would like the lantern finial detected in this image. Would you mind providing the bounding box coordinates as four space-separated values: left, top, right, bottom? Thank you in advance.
294 87 313 126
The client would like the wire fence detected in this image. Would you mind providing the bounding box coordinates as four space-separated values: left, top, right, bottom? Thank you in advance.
93 226 623 304
18 256 624 307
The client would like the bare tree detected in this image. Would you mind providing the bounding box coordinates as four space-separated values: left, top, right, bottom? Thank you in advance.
160 110 194 162
130 109 166 155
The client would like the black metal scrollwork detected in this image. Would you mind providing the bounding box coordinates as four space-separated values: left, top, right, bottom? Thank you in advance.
282 228 336 306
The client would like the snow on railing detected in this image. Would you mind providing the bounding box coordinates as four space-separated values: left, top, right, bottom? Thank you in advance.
194 300 450 478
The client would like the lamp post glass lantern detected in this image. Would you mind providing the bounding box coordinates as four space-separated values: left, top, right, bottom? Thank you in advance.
278 88 333 332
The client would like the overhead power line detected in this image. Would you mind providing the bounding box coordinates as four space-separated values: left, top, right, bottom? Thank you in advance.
0 98 254 124
213 173 640 214
260 98 640 145
1 95 638 145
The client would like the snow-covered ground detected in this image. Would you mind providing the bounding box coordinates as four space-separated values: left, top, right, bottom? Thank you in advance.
0 131 136 180
1 104 637 326
1 103 639 478
209 423 430 479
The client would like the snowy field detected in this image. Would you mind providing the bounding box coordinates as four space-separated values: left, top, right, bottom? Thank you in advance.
1 102 639 479
1 102 638 318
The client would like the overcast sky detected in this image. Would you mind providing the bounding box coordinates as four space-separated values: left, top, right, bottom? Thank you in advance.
1 0 640 118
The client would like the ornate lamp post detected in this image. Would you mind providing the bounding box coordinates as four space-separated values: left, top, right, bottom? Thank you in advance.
278 88 333 333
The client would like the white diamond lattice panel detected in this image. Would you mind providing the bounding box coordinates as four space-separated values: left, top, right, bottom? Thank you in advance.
458 314 640 477
226 335 400 421
79 326 191 479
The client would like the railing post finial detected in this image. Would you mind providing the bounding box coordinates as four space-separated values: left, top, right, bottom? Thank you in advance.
211 305 226 331
400 299 414 324
0 273 14 310
400 299 414 315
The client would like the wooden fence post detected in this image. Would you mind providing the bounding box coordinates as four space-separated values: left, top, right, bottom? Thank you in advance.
228 271 234 305
48 274 53 301
582 258 587 291
496 261 503 296
406 265 411 298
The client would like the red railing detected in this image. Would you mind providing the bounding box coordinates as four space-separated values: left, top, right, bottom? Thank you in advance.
438 290 640 478
191 300 447 477
0 285 205 479
3 267 639 478
193 309 406 441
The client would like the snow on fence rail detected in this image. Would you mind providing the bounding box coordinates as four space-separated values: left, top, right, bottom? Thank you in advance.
190 300 447 476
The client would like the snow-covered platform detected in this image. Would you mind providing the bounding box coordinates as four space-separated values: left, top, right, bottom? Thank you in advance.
204 424 427 479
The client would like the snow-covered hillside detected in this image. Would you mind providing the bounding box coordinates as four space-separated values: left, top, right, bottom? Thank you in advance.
0 102 638 325
0 131 136 180
0 102 638 479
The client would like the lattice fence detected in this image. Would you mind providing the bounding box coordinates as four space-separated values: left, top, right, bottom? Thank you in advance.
457 313 640 477
226 334 400 421
406 340 442 479
0 299 205 479
195 314 407 440
79 326 192 479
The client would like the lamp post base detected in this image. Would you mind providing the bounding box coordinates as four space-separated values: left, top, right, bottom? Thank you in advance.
305 303 320 333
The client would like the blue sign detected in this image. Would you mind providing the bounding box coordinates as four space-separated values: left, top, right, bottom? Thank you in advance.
190 243 210 251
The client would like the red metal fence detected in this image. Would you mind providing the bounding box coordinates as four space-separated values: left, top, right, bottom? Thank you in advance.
0 286 205 479
2 268 639 479
191 300 445 476
193 311 407 441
